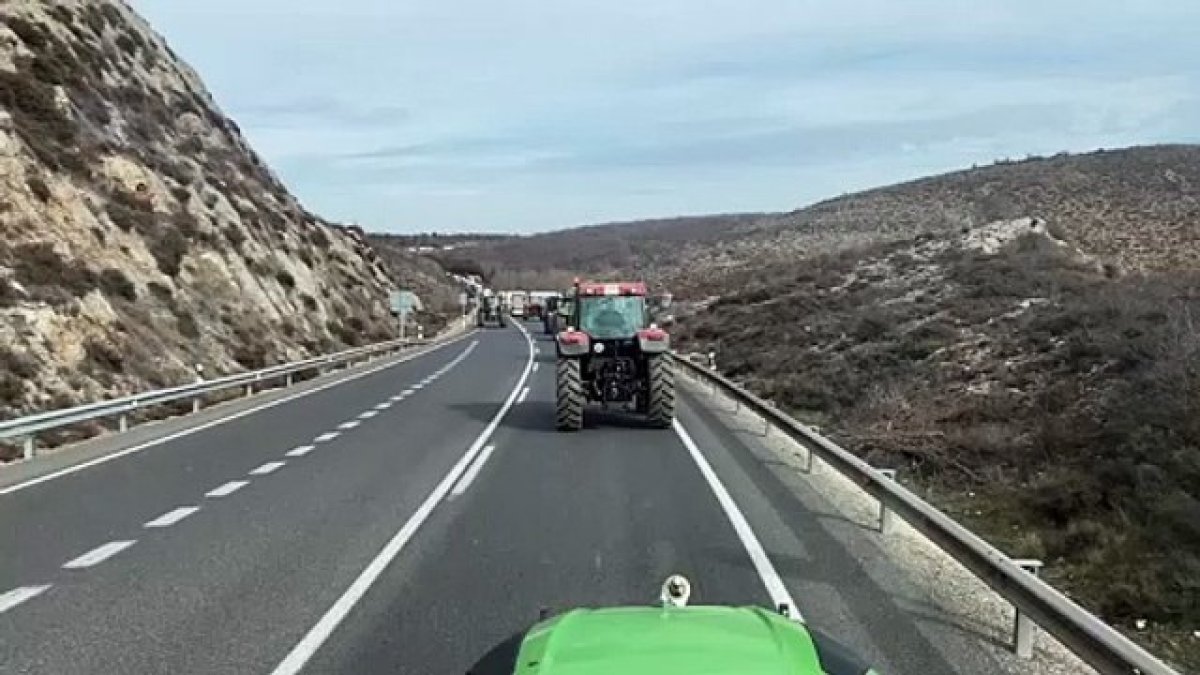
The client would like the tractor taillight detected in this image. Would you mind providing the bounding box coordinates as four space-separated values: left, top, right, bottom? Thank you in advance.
560 331 587 345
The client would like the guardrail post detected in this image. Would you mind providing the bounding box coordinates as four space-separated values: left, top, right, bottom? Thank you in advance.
192 397 202 414
1012 559 1045 658
875 468 897 533
119 412 129 433
23 435 35 460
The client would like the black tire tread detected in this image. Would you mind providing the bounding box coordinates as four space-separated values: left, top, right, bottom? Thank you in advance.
646 355 675 428
556 358 584 431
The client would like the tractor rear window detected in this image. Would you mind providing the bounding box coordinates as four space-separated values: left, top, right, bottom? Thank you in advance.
578 296 646 339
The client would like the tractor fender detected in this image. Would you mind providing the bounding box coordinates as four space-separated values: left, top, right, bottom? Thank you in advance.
557 329 590 357
637 327 670 354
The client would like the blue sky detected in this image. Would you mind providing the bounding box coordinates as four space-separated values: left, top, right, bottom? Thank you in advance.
129 1 1200 234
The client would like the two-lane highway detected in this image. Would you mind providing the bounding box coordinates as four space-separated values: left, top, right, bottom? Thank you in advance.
1 323 1013 674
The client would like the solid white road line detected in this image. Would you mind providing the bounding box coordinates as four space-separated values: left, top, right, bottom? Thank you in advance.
374 402 392 410
337 420 360 430
358 410 378 419
517 387 530 404
144 506 200 528
410 384 424 391
451 445 496 496
286 445 315 458
314 432 339 443
271 323 535 675
63 540 137 569
0 334 478 498
206 480 248 498
0 585 52 614
672 420 801 619
249 461 286 476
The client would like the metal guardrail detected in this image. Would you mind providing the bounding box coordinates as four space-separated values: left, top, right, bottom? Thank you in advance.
673 353 1180 675
0 330 464 460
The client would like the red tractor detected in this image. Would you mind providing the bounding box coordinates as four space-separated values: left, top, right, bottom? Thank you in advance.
554 281 675 431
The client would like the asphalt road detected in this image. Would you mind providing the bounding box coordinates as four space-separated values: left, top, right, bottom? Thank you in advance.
0 322 1011 674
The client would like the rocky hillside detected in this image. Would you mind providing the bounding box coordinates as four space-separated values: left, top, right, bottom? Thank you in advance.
454 146 1200 295
0 1 449 436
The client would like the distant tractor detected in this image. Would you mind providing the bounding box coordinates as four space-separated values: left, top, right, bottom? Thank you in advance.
554 281 674 431
476 292 504 328
543 296 560 334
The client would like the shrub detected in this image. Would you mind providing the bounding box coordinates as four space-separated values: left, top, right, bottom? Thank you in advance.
0 347 39 380
147 281 173 303
12 243 96 300
230 328 269 369
84 338 124 373
176 310 200 339
104 188 155 232
0 64 85 173
80 5 107 35
851 311 891 341
98 268 137 301
224 226 247 250
3 16 50 51
25 172 51 203
148 228 188 277
275 269 296 289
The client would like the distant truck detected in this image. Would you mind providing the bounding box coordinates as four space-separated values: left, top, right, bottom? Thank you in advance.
505 291 529 318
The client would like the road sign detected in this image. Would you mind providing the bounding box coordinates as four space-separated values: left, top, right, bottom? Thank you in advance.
390 290 420 316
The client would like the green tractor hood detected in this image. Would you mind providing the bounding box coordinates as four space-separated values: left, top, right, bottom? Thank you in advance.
513 605 825 675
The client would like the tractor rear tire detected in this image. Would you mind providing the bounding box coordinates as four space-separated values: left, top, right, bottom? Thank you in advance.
647 355 675 428
556 358 584 431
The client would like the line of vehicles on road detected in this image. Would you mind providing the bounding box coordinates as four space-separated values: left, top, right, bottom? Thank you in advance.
466 280 877 675
472 279 676 432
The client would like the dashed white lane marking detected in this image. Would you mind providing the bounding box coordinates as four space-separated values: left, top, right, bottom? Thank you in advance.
270 322 534 675
517 387 530 404
206 480 249 498
314 432 339 443
532 362 539 373
451 445 496 497
0 332 477 498
374 402 392 410
287 445 315 458
63 540 137 569
672 420 800 619
410 384 424 391
249 461 286 476
144 506 200 528
337 420 360 430
0 585 52 614
390 395 404 402
358 410 378 420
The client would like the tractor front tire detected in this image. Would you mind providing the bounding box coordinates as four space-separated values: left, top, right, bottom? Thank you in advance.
646 355 675 428
556 358 584 431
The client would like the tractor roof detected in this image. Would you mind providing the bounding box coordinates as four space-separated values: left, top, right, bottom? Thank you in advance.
576 281 647 297
514 605 823 675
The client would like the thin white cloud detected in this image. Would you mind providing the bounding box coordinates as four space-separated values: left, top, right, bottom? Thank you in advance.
128 0 1200 232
